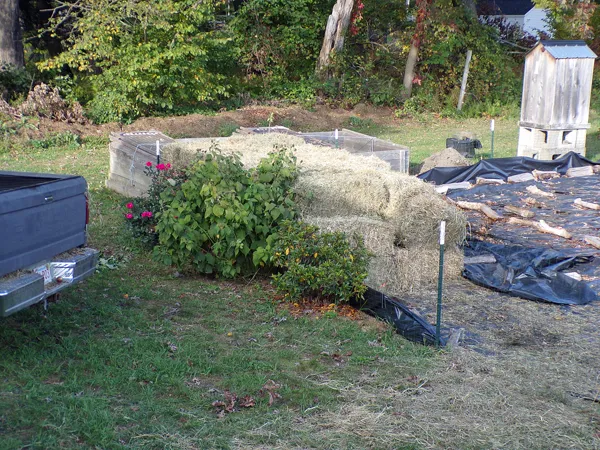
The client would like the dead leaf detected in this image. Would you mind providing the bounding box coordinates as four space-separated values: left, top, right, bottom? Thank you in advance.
238 395 256 408
260 380 282 406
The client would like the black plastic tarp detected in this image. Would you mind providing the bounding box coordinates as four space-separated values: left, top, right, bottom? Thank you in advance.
416 152 600 305
418 152 597 185
353 288 445 346
464 241 598 305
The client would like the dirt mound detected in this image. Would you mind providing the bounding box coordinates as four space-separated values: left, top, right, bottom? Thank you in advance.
419 147 469 174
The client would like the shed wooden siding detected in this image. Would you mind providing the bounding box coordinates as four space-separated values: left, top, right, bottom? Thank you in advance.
521 44 594 129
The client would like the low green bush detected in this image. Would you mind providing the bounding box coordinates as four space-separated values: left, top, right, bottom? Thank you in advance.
153 147 298 278
29 131 81 149
271 221 371 304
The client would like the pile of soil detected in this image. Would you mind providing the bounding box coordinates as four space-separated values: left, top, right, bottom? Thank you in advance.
32 105 397 139
419 147 470 174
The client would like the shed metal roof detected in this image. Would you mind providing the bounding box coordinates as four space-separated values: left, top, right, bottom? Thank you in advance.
539 40 597 59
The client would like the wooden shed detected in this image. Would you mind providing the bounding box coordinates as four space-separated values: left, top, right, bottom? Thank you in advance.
517 40 596 160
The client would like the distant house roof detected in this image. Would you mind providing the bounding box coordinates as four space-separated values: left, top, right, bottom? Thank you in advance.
538 40 597 59
478 0 534 16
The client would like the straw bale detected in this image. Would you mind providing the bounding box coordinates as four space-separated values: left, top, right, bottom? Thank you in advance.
163 133 390 173
381 174 466 248
303 215 463 294
367 246 463 295
302 216 396 254
163 133 466 293
294 170 390 219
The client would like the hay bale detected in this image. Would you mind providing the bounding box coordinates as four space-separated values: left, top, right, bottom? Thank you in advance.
380 174 466 248
303 215 463 294
367 247 463 295
163 133 390 173
163 133 467 293
302 216 396 254
294 170 390 219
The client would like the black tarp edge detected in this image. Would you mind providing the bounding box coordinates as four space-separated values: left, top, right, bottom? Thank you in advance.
418 152 598 185
351 287 445 346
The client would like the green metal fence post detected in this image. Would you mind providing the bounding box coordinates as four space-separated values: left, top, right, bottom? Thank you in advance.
436 220 446 348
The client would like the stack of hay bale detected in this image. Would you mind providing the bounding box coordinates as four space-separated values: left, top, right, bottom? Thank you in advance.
163 133 466 295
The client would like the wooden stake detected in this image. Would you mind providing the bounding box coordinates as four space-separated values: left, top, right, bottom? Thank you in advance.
457 50 472 111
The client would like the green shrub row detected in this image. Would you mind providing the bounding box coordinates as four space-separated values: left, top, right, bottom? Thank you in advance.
123 147 371 303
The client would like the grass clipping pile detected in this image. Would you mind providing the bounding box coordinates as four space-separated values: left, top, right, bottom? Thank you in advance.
164 133 466 294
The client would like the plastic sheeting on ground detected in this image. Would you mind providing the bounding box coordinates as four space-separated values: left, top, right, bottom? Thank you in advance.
464 241 598 305
352 288 445 346
419 152 600 305
418 152 597 185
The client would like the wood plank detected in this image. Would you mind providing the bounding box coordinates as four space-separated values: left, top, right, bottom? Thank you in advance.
532 170 560 181
434 182 472 194
475 177 505 186
464 255 497 264
566 166 594 178
508 173 535 183
503 205 535 218
574 198 600 210
526 185 555 198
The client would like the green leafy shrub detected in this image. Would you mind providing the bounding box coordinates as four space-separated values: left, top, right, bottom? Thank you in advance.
153 147 298 278
41 0 238 123
0 64 32 102
271 221 371 304
230 0 330 99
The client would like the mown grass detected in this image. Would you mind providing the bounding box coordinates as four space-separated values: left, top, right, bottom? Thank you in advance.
0 137 434 449
1 112 599 449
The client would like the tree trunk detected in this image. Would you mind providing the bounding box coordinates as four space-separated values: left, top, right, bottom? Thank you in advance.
0 0 24 68
402 42 419 99
401 0 431 99
316 0 354 78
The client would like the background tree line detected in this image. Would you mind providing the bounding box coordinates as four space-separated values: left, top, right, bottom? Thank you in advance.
1 0 599 123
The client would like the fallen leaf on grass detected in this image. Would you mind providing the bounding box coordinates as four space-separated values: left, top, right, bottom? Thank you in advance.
260 380 282 406
212 390 237 415
238 395 256 408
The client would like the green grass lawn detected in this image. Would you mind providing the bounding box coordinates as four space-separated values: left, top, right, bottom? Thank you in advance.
348 110 600 167
1 112 599 449
0 135 433 449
